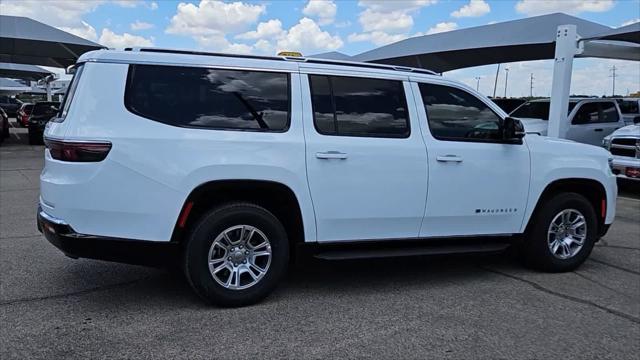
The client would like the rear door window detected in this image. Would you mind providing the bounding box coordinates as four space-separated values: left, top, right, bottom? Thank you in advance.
599 102 620 123
125 64 290 132
309 75 409 138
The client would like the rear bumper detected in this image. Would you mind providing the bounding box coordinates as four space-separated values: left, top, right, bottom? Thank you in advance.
37 206 179 267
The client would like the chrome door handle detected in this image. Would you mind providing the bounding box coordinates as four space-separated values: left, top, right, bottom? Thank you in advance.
316 151 348 160
436 155 463 163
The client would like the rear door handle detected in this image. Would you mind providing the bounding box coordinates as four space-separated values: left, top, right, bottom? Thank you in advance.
594 128 603 132
436 155 463 163
316 151 348 160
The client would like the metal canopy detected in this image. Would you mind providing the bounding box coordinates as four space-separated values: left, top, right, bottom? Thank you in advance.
0 78 31 92
0 62 53 81
352 13 615 72
0 15 105 68
310 51 353 61
585 22 640 44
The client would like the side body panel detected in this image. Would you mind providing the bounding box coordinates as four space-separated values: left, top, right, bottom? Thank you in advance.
521 135 618 229
42 61 317 242
300 69 429 242
409 79 531 237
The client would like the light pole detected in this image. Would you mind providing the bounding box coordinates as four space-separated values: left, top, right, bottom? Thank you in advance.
504 68 509 98
529 73 534 97
475 76 481 92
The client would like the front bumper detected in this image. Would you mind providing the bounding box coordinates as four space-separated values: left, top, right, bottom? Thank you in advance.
37 206 179 267
610 156 640 181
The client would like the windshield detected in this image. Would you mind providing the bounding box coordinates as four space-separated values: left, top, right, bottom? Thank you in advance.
511 101 577 120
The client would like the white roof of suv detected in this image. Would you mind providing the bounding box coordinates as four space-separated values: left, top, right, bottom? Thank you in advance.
78 48 441 79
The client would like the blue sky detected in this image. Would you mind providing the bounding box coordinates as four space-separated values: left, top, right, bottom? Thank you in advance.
1 0 639 96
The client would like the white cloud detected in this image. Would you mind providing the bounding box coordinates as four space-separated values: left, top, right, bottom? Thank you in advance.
130 20 154 31
357 0 437 12
359 9 414 33
426 22 458 34
451 0 490 18
351 0 437 47
620 18 639 27
302 0 337 26
166 0 265 36
149 2 159 10
236 19 285 40
348 31 407 46
59 21 98 41
0 0 102 27
111 0 141 8
99 28 154 49
276 17 343 54
515 0 614 16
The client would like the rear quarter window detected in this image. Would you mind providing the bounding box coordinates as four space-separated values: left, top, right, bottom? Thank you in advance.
125 64 290 132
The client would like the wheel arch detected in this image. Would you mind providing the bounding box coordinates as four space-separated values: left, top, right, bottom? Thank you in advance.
524 178 608 235
171 179 307 251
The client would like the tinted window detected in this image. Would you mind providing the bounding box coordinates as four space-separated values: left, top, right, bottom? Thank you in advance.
125 65 290 131
58 64 84 119
309 75 409 138
419 83 502 141
600 102 619 123
572 103 599 124
510 101 577 120
618 100 639 114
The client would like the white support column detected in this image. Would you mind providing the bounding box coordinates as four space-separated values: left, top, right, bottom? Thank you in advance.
46 81 52 101
548 25 582 138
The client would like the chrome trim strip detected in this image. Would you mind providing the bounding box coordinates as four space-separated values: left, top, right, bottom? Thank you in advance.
39 210 68 226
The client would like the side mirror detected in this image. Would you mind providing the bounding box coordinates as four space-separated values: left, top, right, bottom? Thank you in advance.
503 117 525 144
634 116 640 124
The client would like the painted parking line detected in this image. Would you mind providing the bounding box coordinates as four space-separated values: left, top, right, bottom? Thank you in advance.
618 196 640 202
8 119 21 140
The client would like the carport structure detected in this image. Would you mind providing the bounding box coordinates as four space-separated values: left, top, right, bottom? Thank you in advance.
0 15 105 101
348 13 640 139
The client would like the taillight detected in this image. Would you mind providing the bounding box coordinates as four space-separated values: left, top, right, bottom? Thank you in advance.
44 138 112 162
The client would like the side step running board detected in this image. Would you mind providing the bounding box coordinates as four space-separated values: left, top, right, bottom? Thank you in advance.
313 241 511 261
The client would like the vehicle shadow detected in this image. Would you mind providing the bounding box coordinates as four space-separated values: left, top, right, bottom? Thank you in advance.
68 252 517 309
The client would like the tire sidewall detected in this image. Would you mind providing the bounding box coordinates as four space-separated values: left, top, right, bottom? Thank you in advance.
526 193 598 271
184 204 289 306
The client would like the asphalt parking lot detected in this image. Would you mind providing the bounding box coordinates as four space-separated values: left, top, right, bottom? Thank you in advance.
1 122 639 359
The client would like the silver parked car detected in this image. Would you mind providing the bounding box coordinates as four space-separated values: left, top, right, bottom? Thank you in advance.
510 98 625 146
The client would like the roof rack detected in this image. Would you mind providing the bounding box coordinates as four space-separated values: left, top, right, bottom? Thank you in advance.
122 47 439 76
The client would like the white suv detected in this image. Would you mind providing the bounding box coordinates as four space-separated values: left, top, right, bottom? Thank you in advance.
38 49 617 306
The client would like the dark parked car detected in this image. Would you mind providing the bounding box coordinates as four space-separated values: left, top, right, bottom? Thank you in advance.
28 101 59 145
491 98 527 114
0 106 9 145
16 103 34 127
0 96 23 117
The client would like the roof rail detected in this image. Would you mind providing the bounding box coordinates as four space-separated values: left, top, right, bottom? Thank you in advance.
122 47 439 76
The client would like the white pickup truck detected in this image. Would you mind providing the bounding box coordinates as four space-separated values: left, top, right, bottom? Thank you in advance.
510 98 625 146
38 49 617 306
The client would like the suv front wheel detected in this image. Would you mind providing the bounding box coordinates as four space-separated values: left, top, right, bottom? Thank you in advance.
183 202 289 307
520 192 598 272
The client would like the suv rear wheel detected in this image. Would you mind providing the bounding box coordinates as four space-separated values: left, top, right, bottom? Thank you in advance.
183 202 289 307
520 192 597 272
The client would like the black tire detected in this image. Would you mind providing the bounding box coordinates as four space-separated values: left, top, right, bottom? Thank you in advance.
183 202 289 307
28 130 41 145
520 192 598 272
